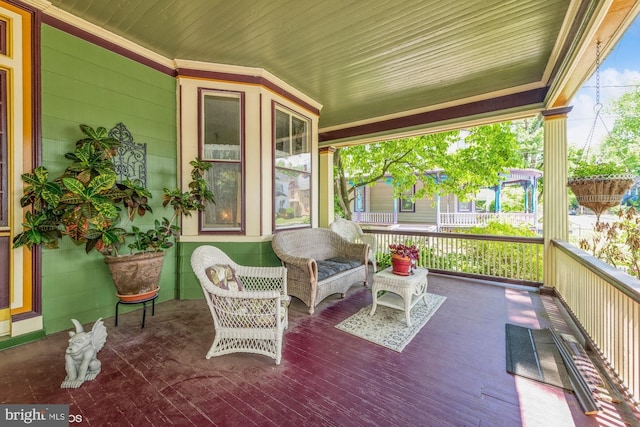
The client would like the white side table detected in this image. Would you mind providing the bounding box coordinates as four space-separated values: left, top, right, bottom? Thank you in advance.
370 267 429 326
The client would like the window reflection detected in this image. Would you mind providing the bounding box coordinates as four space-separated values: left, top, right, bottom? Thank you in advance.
274 107 311 229
201 91 243 231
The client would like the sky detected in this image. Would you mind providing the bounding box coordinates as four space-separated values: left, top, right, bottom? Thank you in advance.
567 14 640 151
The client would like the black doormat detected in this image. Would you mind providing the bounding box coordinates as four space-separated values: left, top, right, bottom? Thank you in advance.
505 324 574 391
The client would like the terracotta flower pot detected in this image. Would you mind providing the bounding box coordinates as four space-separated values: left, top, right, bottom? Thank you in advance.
104 252 165 301
391 254 412 276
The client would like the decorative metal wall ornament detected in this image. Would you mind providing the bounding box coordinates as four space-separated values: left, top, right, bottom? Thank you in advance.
109 122 147 186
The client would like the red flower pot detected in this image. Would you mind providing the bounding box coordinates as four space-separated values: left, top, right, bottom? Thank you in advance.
391 254 412 276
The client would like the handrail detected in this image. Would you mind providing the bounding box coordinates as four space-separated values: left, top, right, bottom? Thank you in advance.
554 240 640 303
553 239 640 405
364 228 544 285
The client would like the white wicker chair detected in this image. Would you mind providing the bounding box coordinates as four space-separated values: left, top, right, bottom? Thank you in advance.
330 218 377 272
190 246 289 365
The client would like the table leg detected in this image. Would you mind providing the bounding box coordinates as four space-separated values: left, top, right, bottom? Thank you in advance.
370 287 378 316
403 289 412 327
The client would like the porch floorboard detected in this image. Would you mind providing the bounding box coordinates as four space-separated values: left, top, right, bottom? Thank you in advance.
0 274 637 426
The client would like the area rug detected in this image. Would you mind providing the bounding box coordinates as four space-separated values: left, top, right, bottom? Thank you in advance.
335 293 446 352
505 323 573 390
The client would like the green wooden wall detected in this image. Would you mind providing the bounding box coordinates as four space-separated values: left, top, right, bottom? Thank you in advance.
40 25 178 333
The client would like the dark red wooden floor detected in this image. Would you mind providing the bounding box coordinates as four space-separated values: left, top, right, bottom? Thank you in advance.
1 274 638 426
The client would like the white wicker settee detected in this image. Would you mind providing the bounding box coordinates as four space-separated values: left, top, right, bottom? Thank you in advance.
190 246 288 365
271 228 369 314
330 218 378 272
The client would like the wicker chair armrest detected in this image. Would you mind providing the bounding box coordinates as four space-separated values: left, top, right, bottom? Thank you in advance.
335 240 369 265
359 234 377 252
273 253 317 282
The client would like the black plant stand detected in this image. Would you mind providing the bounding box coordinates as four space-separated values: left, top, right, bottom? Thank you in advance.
115 294 158 328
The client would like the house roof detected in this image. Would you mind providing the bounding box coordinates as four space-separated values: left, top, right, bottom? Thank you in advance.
43 0 640 144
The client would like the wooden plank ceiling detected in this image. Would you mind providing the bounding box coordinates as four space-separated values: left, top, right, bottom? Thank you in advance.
46 0 640 143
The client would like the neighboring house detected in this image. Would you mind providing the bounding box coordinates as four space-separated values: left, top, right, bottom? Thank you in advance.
352 168 542 230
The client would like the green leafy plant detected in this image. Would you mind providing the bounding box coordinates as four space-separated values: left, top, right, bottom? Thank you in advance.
569 159 628 179
13 124 214 256
578 207 640 278
389 243 419 260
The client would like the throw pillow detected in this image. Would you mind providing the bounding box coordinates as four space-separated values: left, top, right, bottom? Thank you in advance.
205 264 244 291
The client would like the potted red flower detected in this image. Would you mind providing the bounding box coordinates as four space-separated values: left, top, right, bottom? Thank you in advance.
389 243 419 275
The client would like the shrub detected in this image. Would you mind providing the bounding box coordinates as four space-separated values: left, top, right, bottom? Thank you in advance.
579 207 640 278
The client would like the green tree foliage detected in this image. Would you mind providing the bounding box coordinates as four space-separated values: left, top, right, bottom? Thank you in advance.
334 123 522 219
513 117 544 203
600 87 640 175
579 207 640 278
513 116 544 170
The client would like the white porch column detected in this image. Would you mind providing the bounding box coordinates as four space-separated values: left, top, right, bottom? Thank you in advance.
318 147 336 228
541 107 572 288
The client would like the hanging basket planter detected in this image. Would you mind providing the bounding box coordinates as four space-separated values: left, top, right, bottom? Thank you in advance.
567 174 635 218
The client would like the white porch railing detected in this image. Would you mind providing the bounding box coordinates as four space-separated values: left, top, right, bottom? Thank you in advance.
353 211 396 224
554 240 640 406
439 212 537 228
366 229 543 285
353 212 538 229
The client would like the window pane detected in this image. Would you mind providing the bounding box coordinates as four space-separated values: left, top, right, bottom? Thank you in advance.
275 169 311 228
202 94 240 161
458 201 472 212
275 152 310 174
291 116 308 154
275 109 290 158
400 187 415 212
274 106 312 230
203 163 242 230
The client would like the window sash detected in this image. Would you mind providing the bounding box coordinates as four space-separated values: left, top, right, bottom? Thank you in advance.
200 90 244 232
274 105 311 230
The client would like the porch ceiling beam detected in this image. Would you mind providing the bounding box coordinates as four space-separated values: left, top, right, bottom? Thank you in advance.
318 87 548 144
